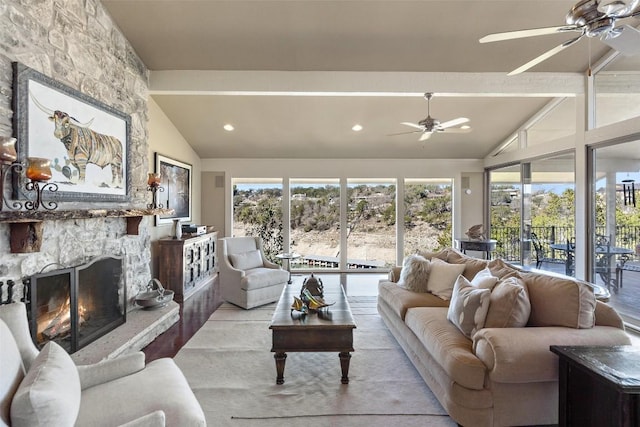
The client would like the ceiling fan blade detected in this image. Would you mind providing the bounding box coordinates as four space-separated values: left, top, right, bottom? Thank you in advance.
602 24 640 55
419 132 433 141
401 122 424 130
388 130 422 136
479 25 580 43
441 127 472 134
438 117 470 129
507 35 583 76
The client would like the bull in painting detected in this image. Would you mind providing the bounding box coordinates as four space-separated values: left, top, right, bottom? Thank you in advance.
30 93 123 187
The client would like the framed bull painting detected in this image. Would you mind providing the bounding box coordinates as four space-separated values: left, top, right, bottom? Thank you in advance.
12 62 131 202
154 153 192 225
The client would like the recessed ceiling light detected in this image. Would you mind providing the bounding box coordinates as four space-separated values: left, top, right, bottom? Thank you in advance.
352 124 363 132
223 124 234 131
460 125 471 130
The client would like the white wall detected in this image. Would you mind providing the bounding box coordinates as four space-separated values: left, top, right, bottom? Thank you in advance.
147 97 203 276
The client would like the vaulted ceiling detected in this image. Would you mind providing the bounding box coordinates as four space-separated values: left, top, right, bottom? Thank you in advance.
102 0 630 159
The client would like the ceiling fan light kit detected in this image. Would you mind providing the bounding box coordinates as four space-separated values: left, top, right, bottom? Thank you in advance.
480 0 640 75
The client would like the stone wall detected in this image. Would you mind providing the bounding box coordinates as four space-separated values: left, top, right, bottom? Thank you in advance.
0 0 152 308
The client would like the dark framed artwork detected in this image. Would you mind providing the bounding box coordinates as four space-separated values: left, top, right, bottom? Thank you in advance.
155 153 192 225
12 62 131 202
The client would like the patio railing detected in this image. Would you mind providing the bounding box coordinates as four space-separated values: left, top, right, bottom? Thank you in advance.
491 225 640 263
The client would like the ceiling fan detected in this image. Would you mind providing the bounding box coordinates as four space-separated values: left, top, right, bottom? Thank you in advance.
391 93 471 142
479 0 640 75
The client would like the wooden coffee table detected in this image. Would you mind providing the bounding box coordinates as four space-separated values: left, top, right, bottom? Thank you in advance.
269 281 356 385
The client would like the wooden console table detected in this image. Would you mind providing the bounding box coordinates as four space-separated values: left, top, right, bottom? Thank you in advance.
158 231 218 302
551 345 640 427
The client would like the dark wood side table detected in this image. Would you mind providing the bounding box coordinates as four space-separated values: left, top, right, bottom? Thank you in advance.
550 345 640 427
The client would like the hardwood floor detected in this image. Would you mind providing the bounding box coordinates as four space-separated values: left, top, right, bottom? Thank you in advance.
142 275 224 362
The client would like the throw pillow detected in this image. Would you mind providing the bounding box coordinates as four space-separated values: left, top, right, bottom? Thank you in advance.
228 249 263 270
484 276 531 328
11 341 81 427
446 249 490 280
398 254 431 293
487 258 522 280
471 267 499 290
426 258 466 300
447 275 491 338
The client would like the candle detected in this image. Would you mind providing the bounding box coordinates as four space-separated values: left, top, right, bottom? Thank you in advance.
26 157 52 182
0 137 17 164
148 172 161 186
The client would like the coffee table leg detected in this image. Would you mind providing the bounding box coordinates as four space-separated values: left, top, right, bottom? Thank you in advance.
339 352 351 384
274 352 287 384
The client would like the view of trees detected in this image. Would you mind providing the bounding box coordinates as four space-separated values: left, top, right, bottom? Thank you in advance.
233 181 452 267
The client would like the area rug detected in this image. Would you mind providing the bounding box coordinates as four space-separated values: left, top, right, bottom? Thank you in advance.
174 296 456 426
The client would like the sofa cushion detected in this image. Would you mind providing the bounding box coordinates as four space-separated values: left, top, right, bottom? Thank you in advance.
447 249 491 280
405 307 487 390
488 258 522 280
417 248 451 261
242 267 289 290
11 341 81 427
426 258 466 300
447 275 491 338
229 250 263 270
484 276 531 328
471 267 499 289
399 254 431 292
378 281 449 320
522 272 596 329
1 320 25 427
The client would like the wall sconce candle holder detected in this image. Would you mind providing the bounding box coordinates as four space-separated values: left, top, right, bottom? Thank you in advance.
147 172 164 209
0 138 58 211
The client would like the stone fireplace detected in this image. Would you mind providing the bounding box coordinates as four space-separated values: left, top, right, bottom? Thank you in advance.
27 256 126 354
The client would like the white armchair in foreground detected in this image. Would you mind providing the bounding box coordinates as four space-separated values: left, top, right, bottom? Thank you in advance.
0 302 205 427
218 236 289 309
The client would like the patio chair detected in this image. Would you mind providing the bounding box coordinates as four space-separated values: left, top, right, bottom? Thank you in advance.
531 232 566 270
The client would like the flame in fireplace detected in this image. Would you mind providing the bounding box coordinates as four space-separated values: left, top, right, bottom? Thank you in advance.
40 297 86 340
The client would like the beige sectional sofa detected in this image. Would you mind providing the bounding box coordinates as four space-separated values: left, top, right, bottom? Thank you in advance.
377 248 631 427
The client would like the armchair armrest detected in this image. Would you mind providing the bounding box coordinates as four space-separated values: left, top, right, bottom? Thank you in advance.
473 326 631 383
263 259 280 269
118 410 166 427
77 351 146 390
219 255 246 278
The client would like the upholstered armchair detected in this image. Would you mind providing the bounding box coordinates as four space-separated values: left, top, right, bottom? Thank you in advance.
0 302 205 427
218 236 289 309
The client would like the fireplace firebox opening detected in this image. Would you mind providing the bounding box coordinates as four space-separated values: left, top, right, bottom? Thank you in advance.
28 256 126 353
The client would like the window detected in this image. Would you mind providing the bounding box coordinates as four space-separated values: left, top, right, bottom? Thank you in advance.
346 179 396 268
232 178 283 260
489 165 521 262
528 154 576 274
592 139 640 326
404 179 452 255
290 179 340 270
